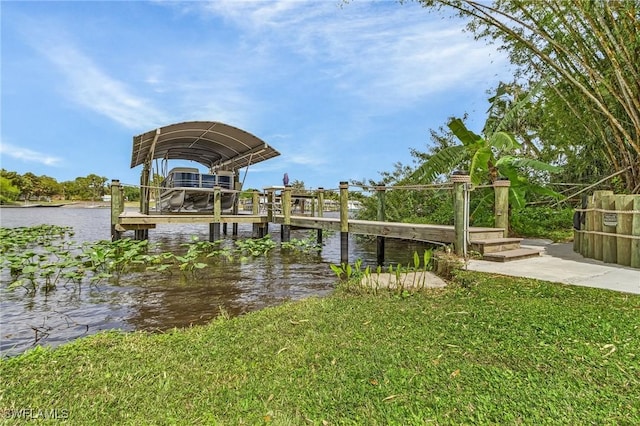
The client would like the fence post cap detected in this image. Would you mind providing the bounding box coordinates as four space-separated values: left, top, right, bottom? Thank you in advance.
493 179 511 187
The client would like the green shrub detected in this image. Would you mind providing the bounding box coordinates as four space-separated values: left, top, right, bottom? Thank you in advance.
510 206 574 241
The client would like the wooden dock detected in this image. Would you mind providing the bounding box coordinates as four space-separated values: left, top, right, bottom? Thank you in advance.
111 178 540 264
116 211 267 231
116 211 504 243
272 215 504 243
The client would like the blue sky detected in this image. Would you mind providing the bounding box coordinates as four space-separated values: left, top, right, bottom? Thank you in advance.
1 1 510 190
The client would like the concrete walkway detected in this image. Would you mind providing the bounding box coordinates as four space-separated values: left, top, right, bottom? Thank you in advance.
466 239 640 294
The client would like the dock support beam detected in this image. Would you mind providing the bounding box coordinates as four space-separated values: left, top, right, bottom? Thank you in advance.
452 173 471 257
136 165 149 240
339 181 349 265
210 186 221 242
110 179 124 241
493 179 510 238
232 181 241 236
252 190 264 238
376 184 386 266
282 185 292 242
317 188 324 245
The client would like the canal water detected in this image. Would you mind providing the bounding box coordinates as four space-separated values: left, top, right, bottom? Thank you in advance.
0 207 429 357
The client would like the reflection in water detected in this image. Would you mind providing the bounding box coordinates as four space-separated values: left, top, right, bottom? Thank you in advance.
0 207 431 357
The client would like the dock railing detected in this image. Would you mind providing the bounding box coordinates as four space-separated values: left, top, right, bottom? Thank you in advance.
111 173 519 265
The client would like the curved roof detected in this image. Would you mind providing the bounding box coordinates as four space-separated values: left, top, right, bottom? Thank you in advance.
130 121 280 170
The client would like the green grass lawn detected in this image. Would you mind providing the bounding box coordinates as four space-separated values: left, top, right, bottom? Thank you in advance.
1 271 638 425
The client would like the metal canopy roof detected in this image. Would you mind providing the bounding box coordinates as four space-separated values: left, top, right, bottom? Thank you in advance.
130 121 280 171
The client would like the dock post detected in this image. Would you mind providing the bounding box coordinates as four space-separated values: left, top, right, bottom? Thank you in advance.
317 188 325 218
282 185 292 242
252 190 262 238
310 192 316 217
136 165 149 240
339 181 349 265
232 181 241 236
210 186 222 242
266 188 275 236
110 179 124 241
493 179 511 238
376 184 386 266
317 188 325 245
452 173 471 256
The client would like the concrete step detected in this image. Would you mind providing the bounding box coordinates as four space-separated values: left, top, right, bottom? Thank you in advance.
470 237 523 254
481 248 542 262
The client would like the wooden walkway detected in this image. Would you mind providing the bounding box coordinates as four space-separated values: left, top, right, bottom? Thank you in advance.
273 215 503 243
116 211 504 243
116 211 267 231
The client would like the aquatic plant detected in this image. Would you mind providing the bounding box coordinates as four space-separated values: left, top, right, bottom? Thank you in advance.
331 250 434 295
0 226 330 293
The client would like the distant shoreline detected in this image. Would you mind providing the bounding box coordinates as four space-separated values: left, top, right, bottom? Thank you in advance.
0 201 112 209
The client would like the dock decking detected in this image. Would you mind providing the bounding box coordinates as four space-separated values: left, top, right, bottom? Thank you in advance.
116 211 504 244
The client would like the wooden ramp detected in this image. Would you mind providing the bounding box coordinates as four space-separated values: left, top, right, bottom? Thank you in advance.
274 215 504 244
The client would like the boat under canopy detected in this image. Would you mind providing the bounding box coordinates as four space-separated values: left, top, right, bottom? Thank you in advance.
131 121 280 213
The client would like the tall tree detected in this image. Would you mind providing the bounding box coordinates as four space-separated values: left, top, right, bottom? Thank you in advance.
418 0 640 192
0 177 20 203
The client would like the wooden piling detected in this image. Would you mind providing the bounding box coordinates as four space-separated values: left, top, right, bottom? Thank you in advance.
266 189 275 223
574 196 587 254
252 190 262 238
631 196 640 269
209 186 221 242
615 195 634 266
339 182 349 265
134 167 149 240
317 188 325 245
110 179 124 241
282 185 292 243
452 174 471 256
593 190 613 261
584 195 595 259
493 179 510 238
232 181 242 236
602 195 617 264
376 184 386 266
317 188 325 218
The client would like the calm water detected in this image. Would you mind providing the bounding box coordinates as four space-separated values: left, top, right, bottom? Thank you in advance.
0 207 428 357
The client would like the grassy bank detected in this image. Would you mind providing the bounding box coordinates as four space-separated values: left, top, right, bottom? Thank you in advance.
1 272 638 425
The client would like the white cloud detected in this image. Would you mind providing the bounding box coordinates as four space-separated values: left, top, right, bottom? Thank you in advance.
0 141 63 166
30 35 167 129
177 1 509 110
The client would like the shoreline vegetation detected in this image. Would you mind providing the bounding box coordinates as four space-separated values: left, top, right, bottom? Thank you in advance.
0 201 129 209
1 272 638 424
